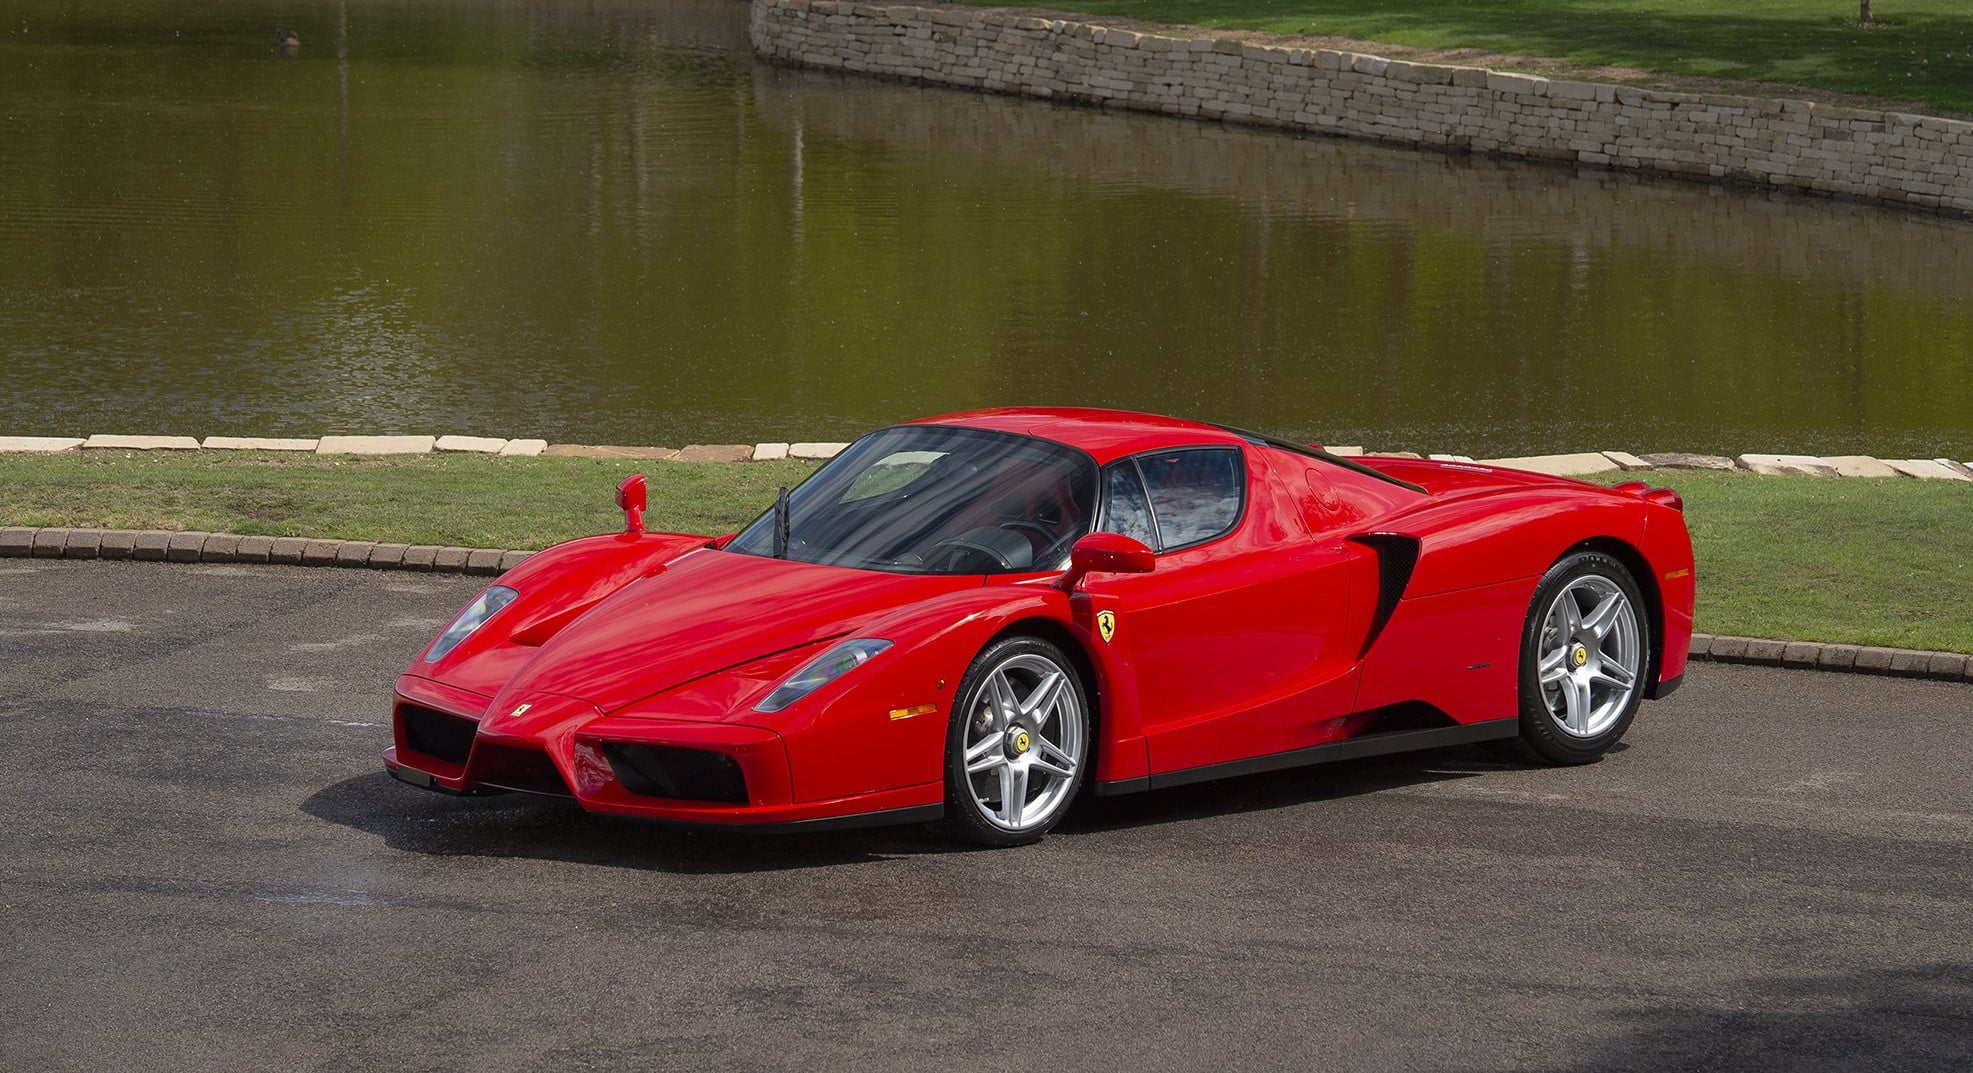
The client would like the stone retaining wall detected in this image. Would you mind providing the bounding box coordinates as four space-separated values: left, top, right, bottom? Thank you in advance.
750 0 1973 216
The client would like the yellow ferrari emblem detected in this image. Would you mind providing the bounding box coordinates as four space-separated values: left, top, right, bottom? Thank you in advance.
1571 645 1588 668
511 702 532 717
1096 610 1116 644
1013 730 1031 754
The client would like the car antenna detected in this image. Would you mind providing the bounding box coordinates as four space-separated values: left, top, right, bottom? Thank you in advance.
773 486 790 559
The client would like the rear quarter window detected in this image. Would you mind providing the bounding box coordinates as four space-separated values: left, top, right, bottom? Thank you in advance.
1121 446 1245 551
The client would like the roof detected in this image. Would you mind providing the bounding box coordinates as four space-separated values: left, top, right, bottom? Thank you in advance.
904 407 1250 465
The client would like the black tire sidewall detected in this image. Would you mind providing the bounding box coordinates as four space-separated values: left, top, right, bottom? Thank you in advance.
940 635 1091 847
1516 551 1652 765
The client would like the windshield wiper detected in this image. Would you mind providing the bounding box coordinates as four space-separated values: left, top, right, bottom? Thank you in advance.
773 486 791 559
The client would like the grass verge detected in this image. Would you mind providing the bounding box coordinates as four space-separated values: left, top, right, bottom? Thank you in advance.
0 451 818 551
956 0 1973 115
1586 470 1972 655
2 453 1968 653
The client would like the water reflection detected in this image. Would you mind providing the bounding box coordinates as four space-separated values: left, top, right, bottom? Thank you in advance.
1 0 1968 456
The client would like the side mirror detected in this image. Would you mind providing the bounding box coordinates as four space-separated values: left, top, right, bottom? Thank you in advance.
1057 532 1154 591
616 473 647 533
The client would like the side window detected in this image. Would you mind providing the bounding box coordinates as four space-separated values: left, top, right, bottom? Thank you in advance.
1137 447 1243 549
1102 463 1158 547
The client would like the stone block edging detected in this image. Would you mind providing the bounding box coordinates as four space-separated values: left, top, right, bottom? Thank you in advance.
0 526 531 577
749 0 1973 218
4 526 1968 683
1688 632 1973 684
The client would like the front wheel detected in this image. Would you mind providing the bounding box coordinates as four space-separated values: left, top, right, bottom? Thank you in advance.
1505 551 1652 765
940 636 1090 847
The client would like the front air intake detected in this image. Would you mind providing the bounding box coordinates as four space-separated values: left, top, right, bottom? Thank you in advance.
603 744 749 804
400 703 476 765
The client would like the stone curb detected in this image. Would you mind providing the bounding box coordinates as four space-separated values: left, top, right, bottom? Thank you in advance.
0 527 532 578
5 526 1969 684
1688 632 1973 685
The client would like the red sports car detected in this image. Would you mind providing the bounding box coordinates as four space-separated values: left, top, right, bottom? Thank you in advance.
386 408 1694 846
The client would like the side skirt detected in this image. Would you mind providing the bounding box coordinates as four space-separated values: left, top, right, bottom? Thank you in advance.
1092 718 1519 796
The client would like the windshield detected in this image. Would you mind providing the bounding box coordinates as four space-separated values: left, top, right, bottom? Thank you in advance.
728 425 1099 574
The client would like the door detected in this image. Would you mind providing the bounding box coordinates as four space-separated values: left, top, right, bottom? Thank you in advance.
1081 445 1362 776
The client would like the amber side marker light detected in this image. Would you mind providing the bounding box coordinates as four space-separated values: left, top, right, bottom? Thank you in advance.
889 704 938 721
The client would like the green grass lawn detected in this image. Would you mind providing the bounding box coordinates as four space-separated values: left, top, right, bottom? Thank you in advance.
955 0 1973 114
3 452 1969 653
0 451 818 552
1586 469 1972 654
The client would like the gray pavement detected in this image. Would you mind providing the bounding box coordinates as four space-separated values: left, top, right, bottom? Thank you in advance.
1 559 1969 1072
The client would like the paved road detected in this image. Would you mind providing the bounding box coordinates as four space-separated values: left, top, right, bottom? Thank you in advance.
1 559 1969 1072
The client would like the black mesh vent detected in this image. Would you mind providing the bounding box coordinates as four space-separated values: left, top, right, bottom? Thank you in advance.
401 703 476 764
604 744 749 804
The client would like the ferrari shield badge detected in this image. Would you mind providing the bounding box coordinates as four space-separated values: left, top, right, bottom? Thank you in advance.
1096 610 1117 644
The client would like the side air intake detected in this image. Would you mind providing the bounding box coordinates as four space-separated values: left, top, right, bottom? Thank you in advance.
1347 533 1421 658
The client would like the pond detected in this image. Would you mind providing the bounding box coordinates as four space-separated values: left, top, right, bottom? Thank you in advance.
3 0 1971 457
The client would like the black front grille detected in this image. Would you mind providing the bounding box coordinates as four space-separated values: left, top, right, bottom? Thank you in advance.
472 741 574 797
604 744 749 804
400 703 476 764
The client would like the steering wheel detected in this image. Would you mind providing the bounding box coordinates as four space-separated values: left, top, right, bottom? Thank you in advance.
998 521 1058 546
925 540 1013 573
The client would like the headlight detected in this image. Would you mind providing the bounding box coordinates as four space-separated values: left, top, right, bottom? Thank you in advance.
423 585 519 663
754 638 892 713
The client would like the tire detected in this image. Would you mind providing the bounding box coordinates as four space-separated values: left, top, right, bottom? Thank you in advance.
939 635 1091 847
1500 550 1652 765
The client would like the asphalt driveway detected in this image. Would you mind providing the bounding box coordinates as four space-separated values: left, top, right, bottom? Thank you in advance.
1 559 1968 1071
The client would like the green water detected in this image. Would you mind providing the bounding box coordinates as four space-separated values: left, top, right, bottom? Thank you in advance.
3 0 1970 457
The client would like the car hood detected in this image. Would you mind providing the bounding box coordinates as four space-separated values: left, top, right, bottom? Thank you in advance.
494 548 980 714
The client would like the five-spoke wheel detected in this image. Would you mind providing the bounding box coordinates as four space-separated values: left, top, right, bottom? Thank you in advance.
942 636 1089 846
1506 551 1652 765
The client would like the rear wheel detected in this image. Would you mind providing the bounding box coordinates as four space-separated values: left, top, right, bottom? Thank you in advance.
1502 551 1651 765
940 636 1090 847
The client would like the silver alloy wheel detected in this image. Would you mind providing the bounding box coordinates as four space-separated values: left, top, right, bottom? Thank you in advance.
959 652 1084 832
1536 574 1642 738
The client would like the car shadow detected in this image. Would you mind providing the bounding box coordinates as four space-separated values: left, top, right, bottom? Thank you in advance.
300 771 957 874
302 746 1517 874
1057 745 1505 836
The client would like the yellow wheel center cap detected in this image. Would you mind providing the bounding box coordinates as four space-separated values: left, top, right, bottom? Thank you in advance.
1571 644 1589 667
1012 730 1031 754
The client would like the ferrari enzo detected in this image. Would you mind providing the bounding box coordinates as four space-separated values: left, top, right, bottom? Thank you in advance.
386 408 1694 846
